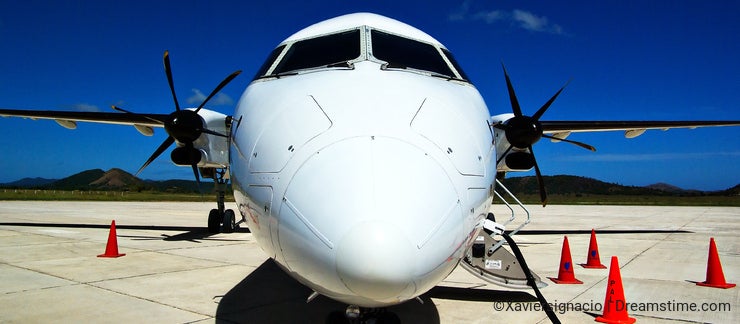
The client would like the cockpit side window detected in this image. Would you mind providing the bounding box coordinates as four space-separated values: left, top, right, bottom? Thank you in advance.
371 30 461 80
254 45 286 80
271 29 361 75
441 49 470 81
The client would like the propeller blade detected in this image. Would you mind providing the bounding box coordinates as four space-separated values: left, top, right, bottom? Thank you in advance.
496 144 514 165
111 105 165 125
180 142 202 193
502 64 523 117
529 146 547 207
137 136 175 176
532 80 570 121
194 70 243 114
542 134 596 151
163 51 181 111
191 163 202 193
199 127 228 138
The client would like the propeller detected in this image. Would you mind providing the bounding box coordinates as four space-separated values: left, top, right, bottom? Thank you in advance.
493 64 595 206
115 51 242 188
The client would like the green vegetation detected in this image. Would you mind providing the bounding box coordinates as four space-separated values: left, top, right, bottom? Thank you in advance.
0 189 235 202
0 168 228 200
500 193 740 207
500 175 739 206
1 169 737 205
2 189 736 206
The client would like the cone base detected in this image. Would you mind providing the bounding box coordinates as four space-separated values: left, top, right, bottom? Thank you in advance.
548 277 583 284
696 281 736 289
595 315 636 324
97 253 126 258
580 263 607 269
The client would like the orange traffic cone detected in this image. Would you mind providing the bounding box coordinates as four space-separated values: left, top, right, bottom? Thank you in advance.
581 229 607 269
548 236 583 284
696 238 735 289
97 220 125 258
596 256 636 324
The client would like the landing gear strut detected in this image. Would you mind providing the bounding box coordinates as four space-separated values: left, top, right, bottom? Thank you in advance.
204 168 243 234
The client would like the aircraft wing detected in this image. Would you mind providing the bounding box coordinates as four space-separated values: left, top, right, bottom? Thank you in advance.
541 120 740 138
0 108 168 128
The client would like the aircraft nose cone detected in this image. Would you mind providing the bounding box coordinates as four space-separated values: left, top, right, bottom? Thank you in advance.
336 222 415 302
278 136 462 306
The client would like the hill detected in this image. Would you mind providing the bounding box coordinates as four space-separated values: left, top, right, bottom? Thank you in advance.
89 168 146 189
45 169 107 190
2 169 736 198
501 175 737 197
501 175 662 196
0 168 214 193
717 184 740 196
2 177 57 188
645 182 703 195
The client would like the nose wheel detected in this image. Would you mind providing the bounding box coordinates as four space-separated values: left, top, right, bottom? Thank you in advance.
205 168 243 234
208 209 221 233
208 208 237 234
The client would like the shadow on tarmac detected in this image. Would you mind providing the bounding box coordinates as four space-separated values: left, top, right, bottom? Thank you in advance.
514 229 691 235
0 222 249 243
427 286 537 303
215 259 440 323
215 259 542 323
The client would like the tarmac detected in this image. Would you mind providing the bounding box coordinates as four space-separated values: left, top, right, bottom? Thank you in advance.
0 201 737 323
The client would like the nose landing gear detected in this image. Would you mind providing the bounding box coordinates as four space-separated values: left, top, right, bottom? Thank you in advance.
204 168 244 234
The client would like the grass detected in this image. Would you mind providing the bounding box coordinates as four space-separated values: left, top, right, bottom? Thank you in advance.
0 189 235 202
507 194 740 207
2 189 737 206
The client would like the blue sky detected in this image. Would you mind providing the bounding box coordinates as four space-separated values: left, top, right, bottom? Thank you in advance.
0 0 738 190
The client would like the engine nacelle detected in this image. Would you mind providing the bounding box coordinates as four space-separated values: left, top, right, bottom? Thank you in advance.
171 147 203 166
504 151 535 171
170 108 231 169
491 113 534 172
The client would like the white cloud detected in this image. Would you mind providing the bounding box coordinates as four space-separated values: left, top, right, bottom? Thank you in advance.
473 10 505 24
512 10 563 34
450 4 567 35
186 88 234 107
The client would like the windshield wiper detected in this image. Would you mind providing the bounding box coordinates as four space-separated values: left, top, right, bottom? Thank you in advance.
254 71 299 80
430 73 465 82
381 62 407 70
383 63 464 82
326 61 354 68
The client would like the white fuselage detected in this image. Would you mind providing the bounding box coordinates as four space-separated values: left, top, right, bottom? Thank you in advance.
229 58 496 306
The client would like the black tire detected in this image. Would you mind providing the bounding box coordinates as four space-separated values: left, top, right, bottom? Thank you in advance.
208 209 221 234
222 209 236 233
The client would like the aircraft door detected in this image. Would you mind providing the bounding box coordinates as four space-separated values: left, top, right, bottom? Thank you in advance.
243 185 275 258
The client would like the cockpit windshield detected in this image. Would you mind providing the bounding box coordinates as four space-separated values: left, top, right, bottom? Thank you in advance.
255 27 469 82
272 30 361 75
371 30 458 80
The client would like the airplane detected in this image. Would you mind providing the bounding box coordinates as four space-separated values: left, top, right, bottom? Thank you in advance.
1 12 738 323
